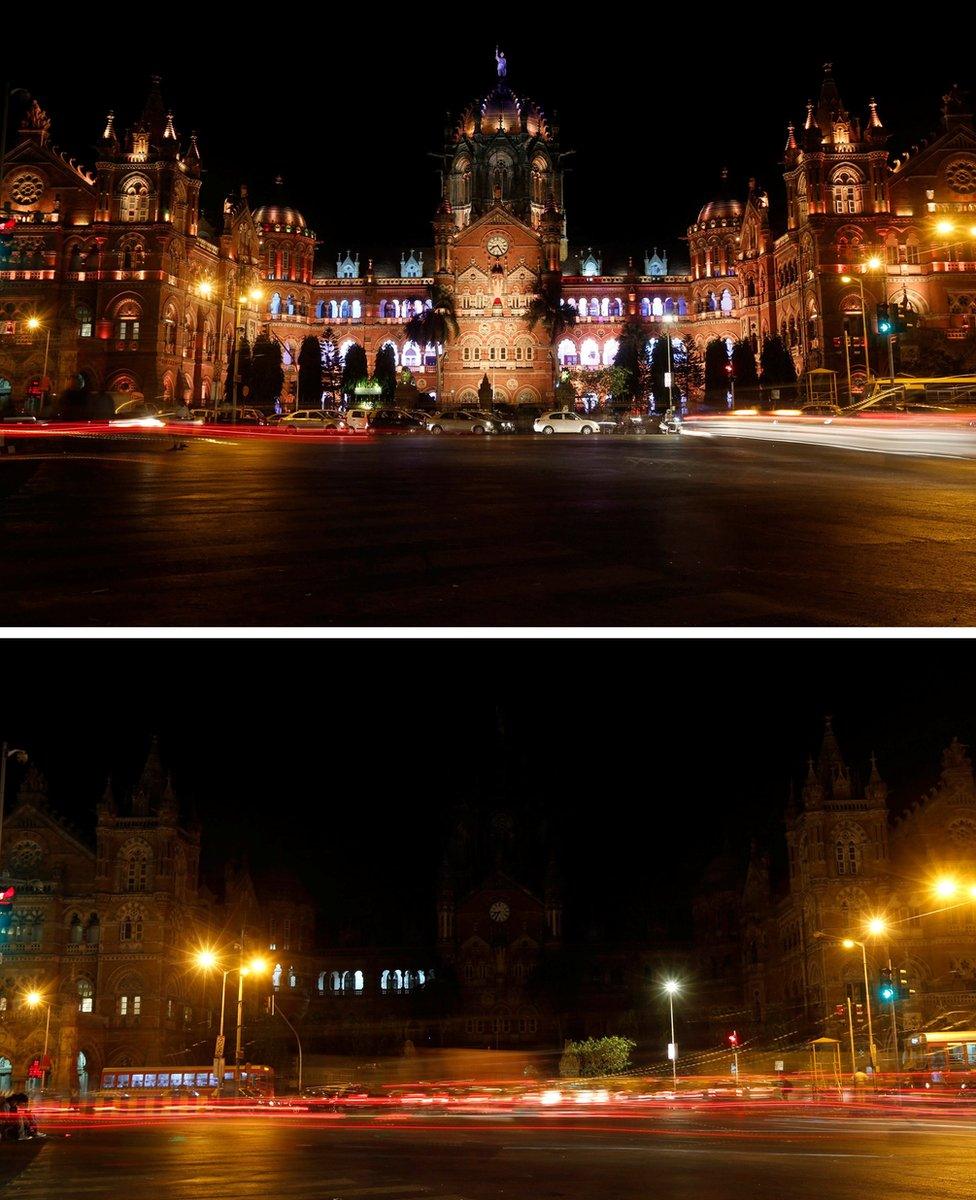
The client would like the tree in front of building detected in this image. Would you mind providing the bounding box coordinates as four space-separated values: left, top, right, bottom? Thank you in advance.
570 364 631 410
297 335 323 408
612 315 653 407
340 342 369 402
525 275 578 400
249 332 284 409
405 283 459 405
704 337 732 405
558 1036 636 1078
760 335 798 387
225 335 252 408
373 343 398 404
731 339 760 389
320 326 344 408
674 334 705 405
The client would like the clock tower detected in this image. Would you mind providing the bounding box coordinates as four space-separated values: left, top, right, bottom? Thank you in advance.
434 56 567 409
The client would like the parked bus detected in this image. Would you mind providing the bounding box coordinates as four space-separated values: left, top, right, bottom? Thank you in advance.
906 1031 976 1075
97 1064 274 1099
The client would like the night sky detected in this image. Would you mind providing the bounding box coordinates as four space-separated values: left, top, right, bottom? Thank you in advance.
10 32 974 267
2 639 973 944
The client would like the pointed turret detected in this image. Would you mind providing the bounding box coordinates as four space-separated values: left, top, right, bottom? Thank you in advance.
139 75 167 144
97 776 116 819
159 773 178 823
133 734 164 815
803 755 824 809
743 839 771 912
101 110 119 154
865 752 887 806
163 111 177 141
940 737 974 791
784 123 799 165
16 765 48 809
803 100 821 150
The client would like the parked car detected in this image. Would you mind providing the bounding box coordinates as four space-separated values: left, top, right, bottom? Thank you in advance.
344 407 372 432
208 406 268 426
278 408 343 431
533 410 602 435
426 409 497 434
369 408 428 432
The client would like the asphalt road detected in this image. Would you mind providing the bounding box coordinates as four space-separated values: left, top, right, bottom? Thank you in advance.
7 1110 976 1199
3 432 976 625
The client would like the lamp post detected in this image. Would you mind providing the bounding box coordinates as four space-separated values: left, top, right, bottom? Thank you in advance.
814 931 877 1072
0 743 28 865
229 288 263 423
840 271 876 390
661 313 677 413
25 991 51 1091
270 992 303 1094
866 917 899 1070
196 949 266 1095
25 318 50 415
663 980 680 1088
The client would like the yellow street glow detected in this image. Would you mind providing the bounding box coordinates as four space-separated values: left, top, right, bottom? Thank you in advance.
841 938 856 950
198 281 212 298
934 877 958 900
867 917 887 936
663 979 680 995
25 991 42 1007
26 317 41 331
866 256 882 270
248 956 268 975
195 949 218 969
936 220 955 236
841 275 854 284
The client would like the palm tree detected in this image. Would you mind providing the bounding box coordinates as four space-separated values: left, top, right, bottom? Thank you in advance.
525 275 578 401
404 283 459 407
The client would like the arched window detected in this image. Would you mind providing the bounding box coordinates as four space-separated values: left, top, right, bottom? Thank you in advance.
652 297 664 317
77 977 94 1013
610 298 623 318
69 913 83 944
272 963 282 991
580 337 600 366
315 300 327 319
720 288 734 315
286 294 296 316
85 913 100 944
340 300 351 320
288 965 297 988
116 975 142 1019
115 301 141 343
602 338 619 366
351 300 362 319
120 178 150 222
600 297 610 317
353 970 364 992
381 340 399 366
329 301 339 320
121 845 150 893
640 298 651 318
381 969 391 993
76 305 93 338
402 341 422 368
270 292 282 317
832 169 863 215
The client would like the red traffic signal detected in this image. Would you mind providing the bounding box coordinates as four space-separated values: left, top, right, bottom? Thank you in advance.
728 1031 739 1048
0 886 15 904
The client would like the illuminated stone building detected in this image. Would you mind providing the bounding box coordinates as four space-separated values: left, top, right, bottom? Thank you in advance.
701 721 976 1054
2 63 975 411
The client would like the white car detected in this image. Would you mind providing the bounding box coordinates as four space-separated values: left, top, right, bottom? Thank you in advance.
278 409 344 431
533 411 601 435
426 409 496 434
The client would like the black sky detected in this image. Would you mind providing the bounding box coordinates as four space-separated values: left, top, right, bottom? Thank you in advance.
2 639 973 943
9 31 973 266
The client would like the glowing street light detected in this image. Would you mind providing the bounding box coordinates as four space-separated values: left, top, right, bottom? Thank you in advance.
197 280 212 300
195 947 268 1091
816 932 877 1071
25 990 52 1089
839 273 873 390
25 316 51 415
866 916 887 937
934 876 958 900
228 288 265 420
662 979 680 1088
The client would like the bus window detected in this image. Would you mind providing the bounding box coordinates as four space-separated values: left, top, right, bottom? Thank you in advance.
104 1073 116 1088
208 1073 217 1087
195 1072 209 1087
144 1074 157 1088
158 1073 170 1087
132 1074 144 1088
117 1074 130 1088
170 1073 182 1086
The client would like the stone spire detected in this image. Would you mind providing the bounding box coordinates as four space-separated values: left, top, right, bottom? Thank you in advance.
97 776 116 819
865 752 887 805
133 735 164 815
139 75 167 144
784 123 799 164
163 111 177 141
101 110 119 154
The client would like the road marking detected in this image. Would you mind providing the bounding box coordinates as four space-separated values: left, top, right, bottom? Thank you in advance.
500 1144 886 1158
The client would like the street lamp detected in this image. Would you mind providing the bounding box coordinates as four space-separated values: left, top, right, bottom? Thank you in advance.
661 313 677 414
195 948 267 1094
0 742 28 864
25 990 51 1091
815 931 878 1072
865 917 899 1070
663 979 680 1088
229 287 264 423
25 317 51 416
840 273 876 391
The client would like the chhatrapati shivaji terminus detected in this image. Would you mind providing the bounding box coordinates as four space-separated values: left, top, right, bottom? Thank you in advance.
1 56 974 411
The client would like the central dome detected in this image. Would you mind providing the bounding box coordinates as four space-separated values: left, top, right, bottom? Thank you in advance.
697 170 743 225
253 204 308 233
479 83 547 138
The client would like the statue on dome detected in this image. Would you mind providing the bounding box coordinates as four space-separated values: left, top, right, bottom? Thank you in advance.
495 47 507 79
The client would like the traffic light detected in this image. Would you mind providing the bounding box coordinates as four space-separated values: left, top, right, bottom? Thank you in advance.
0 886 15 942
728 1031 739 1049
879 967 895 1003
890 306 907 336
876 303 893 335
897 967 913 1002
0 217 15 266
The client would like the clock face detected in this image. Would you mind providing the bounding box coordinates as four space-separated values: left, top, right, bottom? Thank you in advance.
487 235 509 258
489 901 510 923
